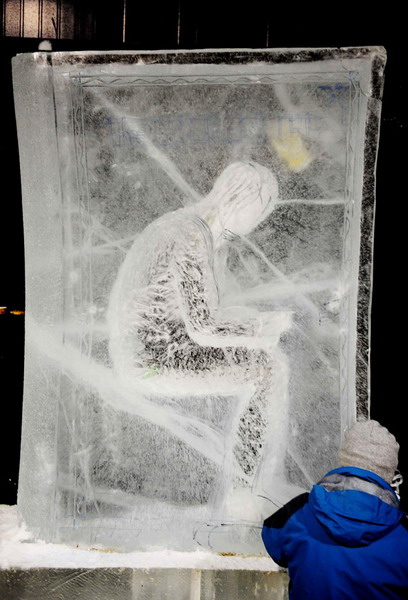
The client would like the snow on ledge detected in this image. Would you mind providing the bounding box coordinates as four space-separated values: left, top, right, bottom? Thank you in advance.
0 506 278 571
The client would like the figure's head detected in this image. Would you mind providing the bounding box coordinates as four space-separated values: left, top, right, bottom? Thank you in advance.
200 162 279 241
337 420 399 485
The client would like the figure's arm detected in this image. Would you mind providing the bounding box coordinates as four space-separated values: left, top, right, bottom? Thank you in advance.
172 221 290 348
171 222 258 347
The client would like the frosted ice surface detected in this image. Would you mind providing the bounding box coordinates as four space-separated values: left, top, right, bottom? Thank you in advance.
0 567 289 600
12 48 385 554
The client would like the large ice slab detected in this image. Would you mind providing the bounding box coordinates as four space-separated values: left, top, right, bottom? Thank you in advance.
13 48 385 554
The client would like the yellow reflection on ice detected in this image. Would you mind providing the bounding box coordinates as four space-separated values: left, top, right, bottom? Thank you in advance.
268 120 312 172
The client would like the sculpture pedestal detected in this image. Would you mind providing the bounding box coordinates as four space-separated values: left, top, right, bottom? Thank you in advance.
0 506 288 599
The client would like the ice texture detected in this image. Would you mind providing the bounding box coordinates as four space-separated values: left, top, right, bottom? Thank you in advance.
12 48 385 554
0 568 288 600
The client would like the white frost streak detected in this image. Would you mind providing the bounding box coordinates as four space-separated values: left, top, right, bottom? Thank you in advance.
91 89 202 205
27 317 225 467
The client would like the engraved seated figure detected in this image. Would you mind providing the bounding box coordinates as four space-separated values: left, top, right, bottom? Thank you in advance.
107 161 292 509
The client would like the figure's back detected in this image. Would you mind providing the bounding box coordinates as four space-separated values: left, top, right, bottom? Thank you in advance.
107 209 223 379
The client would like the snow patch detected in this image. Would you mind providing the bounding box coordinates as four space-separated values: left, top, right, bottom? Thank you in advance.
0 506 277 571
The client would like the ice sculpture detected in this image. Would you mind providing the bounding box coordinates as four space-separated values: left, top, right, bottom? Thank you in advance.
12 48 385 554
107 160 292 514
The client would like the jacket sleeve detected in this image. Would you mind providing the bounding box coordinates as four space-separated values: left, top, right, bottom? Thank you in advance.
262 492 309 568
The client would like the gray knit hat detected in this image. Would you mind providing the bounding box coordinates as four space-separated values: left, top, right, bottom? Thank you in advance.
337 420 399 484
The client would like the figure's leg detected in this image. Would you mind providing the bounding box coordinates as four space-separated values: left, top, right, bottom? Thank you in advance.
223 348 290 520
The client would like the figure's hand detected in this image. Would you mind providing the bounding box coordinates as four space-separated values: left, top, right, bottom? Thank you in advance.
257 311 293 348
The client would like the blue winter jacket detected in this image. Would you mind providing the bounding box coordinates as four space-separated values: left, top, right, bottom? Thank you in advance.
262 467 408 599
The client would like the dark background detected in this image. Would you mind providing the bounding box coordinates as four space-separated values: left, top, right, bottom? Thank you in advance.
0 3 405 508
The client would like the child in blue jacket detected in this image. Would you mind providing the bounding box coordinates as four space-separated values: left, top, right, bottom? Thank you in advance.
262 420 408 599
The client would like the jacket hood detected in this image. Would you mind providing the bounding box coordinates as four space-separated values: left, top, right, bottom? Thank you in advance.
309 467 403 547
